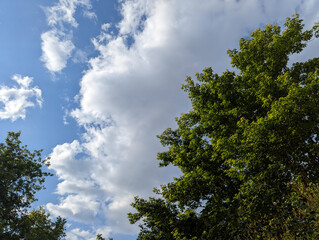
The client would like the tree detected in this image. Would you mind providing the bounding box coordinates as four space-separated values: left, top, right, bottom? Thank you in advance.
96 234 105 240
0 132 66 239
20 207 66 240
128 15 319 239
96 233 113 240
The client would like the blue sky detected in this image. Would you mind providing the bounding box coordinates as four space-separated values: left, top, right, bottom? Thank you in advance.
1 0 319 239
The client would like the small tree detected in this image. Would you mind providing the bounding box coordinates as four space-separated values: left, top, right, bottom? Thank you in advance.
129 15 319 239
96 233 113 240
0 132 66 239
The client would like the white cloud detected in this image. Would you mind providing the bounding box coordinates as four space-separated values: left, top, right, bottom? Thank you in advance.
47 0 319 237
41 0 94 73
41 30 75 72
117 0 149 35
46 0 93 28
101 23 111 32
65 226 111 240
83 9 97 21
66 228 95 240
72 49 88 63
47 194 100 223
0 75 42 121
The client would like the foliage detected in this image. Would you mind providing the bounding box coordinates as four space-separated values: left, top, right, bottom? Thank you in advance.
96 233 113 240
0 132 66 239
19 207 66 240
96 233 105 240
129 14 319 239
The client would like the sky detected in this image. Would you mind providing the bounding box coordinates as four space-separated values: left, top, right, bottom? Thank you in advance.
1 0 319 239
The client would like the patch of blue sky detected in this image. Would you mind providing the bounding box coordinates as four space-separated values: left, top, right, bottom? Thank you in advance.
0 0 84 231
0 1 47 81
72 0 121 58
0 1 64 146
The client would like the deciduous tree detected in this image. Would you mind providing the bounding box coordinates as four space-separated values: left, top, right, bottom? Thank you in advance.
0 132 66 239
129 15 319 239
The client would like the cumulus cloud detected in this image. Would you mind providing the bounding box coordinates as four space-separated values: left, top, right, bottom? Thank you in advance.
66 226 111 240
47 0 319 238
41 0 94 73
41 30 75 72
47 194 100 224
0 75 42 121
66 228 95 240
46 0 92 28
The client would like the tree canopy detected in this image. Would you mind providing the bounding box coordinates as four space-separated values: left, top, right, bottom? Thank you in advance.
0 132 66 239
128 14 319 239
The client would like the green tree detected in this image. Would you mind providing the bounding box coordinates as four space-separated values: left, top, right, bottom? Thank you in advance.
96 233 113 240
20 207 66 240
128 15 319 239
96 233 105 240
0 132 66 239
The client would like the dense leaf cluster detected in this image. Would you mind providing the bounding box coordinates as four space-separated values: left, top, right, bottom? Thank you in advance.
129 15 319 239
